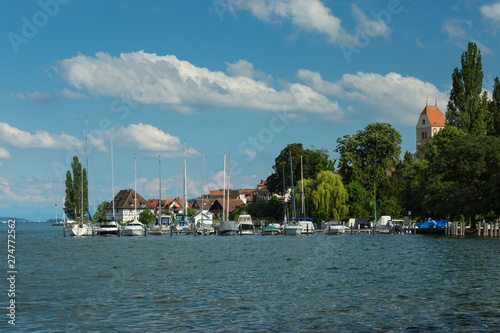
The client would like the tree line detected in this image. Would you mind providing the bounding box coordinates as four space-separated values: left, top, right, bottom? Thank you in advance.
246 42 499 227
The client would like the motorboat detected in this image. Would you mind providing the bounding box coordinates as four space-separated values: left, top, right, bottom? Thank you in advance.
237 214 256 235
99 221 120 236
219 220 238 236
298 217 315 234
283 220 303 236
262 226 281 235
69 223 93 236
122 219 144 236
324 221 345 235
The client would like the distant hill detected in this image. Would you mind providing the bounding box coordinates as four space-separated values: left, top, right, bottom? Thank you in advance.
0 217 34 223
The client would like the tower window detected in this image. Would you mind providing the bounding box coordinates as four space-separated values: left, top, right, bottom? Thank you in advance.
422 119 426 125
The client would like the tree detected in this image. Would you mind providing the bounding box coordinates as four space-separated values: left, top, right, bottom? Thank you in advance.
295 170 349 221
64 156 88 221
139 209 155 225
446 42 487 135
486 77 500 136
336 123 402 189
266 143 334 196
94 201 109 222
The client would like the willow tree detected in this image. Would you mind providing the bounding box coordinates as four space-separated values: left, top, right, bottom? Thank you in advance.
446 42 487 135
296 170 349 221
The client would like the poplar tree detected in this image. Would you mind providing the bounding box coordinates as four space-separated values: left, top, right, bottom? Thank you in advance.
63 156 88 221
446 42 487 135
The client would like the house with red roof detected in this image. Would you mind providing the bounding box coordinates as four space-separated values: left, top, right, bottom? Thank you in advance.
416 102 446 149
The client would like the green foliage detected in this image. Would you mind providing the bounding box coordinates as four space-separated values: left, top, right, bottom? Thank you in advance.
344 181 372 218
295 171 349 221
446 42 487 135
335 122 402 190
231 196 282 221
486 77 500 136
94 201 109 222
139 209 155 225
63 156 88 221
187 207 196 216
266 143 335 196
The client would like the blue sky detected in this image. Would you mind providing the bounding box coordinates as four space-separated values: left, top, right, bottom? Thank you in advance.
1 0 499 221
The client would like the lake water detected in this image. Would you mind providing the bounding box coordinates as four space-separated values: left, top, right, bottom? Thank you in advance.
2 222 500 332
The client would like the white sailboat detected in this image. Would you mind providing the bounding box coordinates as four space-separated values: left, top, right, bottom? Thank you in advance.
99 137 120 236
283 152 303 236
70 128 93 236
298 155 315 234
123 157 145 236
219 151 238 236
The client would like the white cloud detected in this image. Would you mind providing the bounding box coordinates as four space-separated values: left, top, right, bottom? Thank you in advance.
26 90 57 103
297 70 449 126
0 175 62 204
443 19 471 38
9 92 25 100
234 0 391 45
480 2 500 22
110 123 199 157
0 147 12 159
57 88 90 100
55 51 345 119
0 122 80 150
0 122 107 152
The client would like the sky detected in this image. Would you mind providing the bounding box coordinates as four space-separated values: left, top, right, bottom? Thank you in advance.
1 0 499 221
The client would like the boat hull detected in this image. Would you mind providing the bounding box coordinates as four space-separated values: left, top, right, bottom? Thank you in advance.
219 221 238 236
283 225 302 236
324 225 345 235
69 224 93 237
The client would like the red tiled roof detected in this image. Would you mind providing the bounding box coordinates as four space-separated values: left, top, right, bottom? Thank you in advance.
421 106 445 127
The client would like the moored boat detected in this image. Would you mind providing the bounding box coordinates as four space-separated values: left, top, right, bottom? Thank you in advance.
219 220 238 236
324 221 344 235
123 220 144 236
99 221 120 236
238 214 256 235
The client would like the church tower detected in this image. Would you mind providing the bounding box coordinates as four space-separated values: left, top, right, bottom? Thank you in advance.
416 99 446 150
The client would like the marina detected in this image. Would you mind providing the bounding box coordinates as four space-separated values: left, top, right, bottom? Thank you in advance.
5 222 500 332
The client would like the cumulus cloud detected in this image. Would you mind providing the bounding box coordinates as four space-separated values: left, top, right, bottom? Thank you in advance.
0 122 107 152
26 91 57 103
234 0 391 45
0 175 62 204
297 70 448 126
109 123 199 157
480 2 500 22
55 51 345 120
0 147 12 159
443 19 471 38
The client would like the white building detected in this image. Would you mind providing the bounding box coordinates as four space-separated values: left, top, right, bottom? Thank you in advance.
106 189 154 223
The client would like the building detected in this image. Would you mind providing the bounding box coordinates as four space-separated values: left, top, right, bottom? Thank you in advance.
106 189 154 223
416 101 446 149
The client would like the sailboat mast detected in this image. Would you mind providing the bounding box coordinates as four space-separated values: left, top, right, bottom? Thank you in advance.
283 168 287 221
159 153 162 221
134 156 137 220
226 151 231 221
80 132 84 224
290 151 297 220
85 116 89 223
222 154 226 220
183 142 187 217
111 137 115 220
201 152 205 225
301 155 305 217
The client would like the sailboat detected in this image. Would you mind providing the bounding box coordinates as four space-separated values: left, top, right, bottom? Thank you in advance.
123 157 145 236
70 126 93 237
283 152 303 236
297 155 315 234
99 137 119 236
218 151 238 236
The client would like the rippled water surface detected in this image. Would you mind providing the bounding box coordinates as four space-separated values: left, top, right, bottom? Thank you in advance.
2 223 500 332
